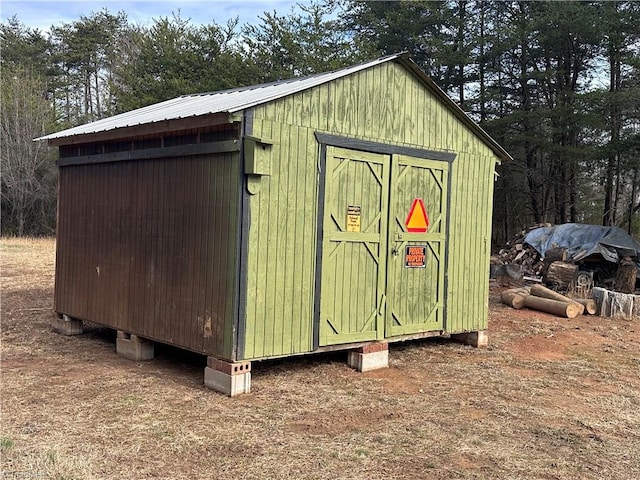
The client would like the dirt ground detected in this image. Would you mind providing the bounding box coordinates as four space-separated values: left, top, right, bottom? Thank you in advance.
1 238 639 480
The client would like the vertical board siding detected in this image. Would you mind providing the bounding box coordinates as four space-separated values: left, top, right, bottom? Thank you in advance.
446 153 496 332
386 157 448 336
243 122 319 358
242 60 498 358
55 153 240 359
319 148 388 345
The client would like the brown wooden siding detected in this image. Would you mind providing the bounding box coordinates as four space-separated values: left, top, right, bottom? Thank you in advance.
55 153 240 359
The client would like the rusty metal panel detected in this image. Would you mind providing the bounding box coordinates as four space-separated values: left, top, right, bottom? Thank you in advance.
55 152 240 359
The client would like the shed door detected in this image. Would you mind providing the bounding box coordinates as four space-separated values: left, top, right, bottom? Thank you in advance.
386 156 448 336
318 147 389 346
318 147 449 346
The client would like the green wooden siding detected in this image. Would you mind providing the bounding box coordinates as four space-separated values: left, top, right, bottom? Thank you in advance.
318 147 389 346
386 156 448 336
242 125 319 359
242 61 498 359
446 153 497 333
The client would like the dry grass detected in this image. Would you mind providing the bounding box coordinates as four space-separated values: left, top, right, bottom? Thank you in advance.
1 238 639 479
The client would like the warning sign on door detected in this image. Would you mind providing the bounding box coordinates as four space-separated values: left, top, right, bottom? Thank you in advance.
405 198 429 233
405 245 427 268
346 205 361 232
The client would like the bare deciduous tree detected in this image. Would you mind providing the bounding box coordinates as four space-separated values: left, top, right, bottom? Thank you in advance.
1 67 55 236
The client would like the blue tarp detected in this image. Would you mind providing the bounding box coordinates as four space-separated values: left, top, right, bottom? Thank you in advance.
524 223 640 264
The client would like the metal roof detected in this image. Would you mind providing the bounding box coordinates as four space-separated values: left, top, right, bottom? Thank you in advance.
36 53 512 161
36 55 397 142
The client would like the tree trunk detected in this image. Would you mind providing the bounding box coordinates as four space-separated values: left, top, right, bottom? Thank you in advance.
456 0 466 108
604 41 622 226
478 1 486 123
629 168 638 235
94 67 101 119
613 257 637 294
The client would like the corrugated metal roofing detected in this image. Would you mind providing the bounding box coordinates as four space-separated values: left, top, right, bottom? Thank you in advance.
36 53 512 161
36 54 398 142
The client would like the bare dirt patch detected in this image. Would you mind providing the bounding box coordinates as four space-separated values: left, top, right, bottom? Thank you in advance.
2 239 640 479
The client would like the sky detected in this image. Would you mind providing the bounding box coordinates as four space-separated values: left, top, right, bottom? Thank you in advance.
1 0 302 31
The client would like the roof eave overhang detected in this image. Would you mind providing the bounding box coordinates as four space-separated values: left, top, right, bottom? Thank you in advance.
42 111 239 147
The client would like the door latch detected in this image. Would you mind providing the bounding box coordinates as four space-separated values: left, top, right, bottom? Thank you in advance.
378 294 387 315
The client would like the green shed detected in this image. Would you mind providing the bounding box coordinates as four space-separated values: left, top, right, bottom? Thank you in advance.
39 53 512 396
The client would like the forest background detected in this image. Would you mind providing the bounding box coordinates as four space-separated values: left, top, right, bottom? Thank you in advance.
1 0 639 248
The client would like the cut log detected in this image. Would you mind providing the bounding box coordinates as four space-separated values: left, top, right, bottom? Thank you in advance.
542 247 567 275
573 298 597 315
544 261 578 291
501 290 527 309
613 256 637 294
530 284 585 315
531 284 571 302
523 295 582 318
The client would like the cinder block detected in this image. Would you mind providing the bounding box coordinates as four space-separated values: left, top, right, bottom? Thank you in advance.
51 314 83 335
347 343 389 372
451 330 489 348
204 366 251 397
116 331 154 361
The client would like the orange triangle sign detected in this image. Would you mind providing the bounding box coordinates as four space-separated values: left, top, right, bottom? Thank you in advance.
405 198 429 233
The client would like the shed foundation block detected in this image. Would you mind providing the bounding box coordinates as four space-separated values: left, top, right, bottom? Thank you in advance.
52 314 83 335
204 357 251 397
116 331 154 361
347 343 389 372
450 330 489 348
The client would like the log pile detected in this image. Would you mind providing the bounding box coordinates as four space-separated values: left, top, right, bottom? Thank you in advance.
493 223 638 296
500 284 596 318
494 226 546 277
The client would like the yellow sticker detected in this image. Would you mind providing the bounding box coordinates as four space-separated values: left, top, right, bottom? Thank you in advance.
346 205 361 232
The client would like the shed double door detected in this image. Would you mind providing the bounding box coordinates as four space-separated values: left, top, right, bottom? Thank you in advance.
318 146 448 346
